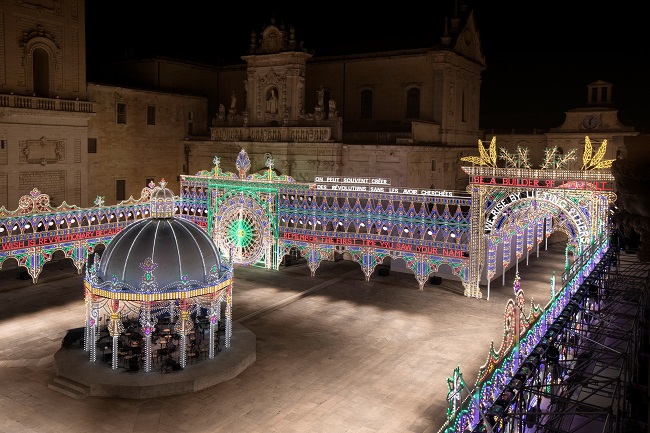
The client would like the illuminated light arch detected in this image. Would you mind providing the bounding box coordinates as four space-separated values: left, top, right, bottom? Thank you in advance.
0 255 19 271
487 197 586 252
1 140 614 298
212 191 272 266
462 136 616 299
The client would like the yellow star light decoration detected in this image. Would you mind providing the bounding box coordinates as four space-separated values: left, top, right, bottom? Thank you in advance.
461 137 497 168
581 136 615 170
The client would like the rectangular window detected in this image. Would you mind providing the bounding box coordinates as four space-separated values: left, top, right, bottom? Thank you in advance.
0 140 5 150
360 90 373 119
116 179 126 201
431 160 436 171
601 87 608 102
116 103 127 124
406 88 420 119
187 111 193 135
146 106 156 125
461 91 468 123
591 88 598 103
88 138 97 154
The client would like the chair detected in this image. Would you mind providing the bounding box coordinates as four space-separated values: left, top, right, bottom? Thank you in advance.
199 342 209 360
214 333 222 354
126 355 140 373
160 356 174 374
186 349 199 364
197 319 210 338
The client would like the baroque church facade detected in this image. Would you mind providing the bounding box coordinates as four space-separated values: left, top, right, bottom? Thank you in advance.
0 0 640 209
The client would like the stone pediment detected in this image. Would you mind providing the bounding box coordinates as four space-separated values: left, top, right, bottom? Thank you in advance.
248 17 308 55
550 108 636 133
452 12 486 67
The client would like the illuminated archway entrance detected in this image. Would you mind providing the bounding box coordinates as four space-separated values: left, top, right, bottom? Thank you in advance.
462 136 616 298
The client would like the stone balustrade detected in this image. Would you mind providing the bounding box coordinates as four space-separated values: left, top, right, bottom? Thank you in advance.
0 94 94 113
210 126 336 142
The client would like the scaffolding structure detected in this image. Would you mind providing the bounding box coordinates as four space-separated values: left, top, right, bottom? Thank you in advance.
475 249 649 433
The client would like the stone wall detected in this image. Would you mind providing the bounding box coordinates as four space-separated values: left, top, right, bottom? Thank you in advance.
87 84 208 204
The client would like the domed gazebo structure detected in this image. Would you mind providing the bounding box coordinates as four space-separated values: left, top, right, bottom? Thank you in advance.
83 180 233 372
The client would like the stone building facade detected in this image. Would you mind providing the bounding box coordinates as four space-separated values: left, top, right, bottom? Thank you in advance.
0 0 93 207
0 1 642 209
485 81 638 168
86 84 208 203
185 13 486 191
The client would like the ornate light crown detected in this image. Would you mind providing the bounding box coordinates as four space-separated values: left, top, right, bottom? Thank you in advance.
149 179 176 218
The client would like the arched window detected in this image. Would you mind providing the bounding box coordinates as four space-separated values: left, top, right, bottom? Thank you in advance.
360 89 373 119
406 87 420 119
33 48 49 97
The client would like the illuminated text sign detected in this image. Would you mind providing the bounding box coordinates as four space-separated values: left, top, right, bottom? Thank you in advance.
281 232 467 258
470 176 612 190
0 227 123 251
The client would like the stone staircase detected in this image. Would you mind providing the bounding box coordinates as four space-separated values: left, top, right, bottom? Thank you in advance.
48 376 90 399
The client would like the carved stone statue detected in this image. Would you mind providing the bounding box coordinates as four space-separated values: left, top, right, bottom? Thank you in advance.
328 99 337 119
230 91 237 111
267 89 278 114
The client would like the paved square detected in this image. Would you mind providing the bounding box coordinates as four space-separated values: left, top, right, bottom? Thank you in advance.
0 244 566 433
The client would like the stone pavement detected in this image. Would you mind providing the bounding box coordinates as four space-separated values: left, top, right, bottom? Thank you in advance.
0 243 567 433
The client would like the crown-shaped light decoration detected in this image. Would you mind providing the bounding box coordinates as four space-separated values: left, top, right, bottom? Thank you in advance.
445 365 467 422
139 257 159 292
94 195 105 207
107 301 125 337
513 271 521 295
180 274 192 289
206 264 220 284
88 253 100 277
209 300 220 324
235 148 251 178
174 300 194 336
149 179 176 218
211 156 224 177
139 314 157 337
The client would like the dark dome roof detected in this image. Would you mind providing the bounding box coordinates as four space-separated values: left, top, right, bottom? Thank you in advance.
92 181 222 293
96 217 221 291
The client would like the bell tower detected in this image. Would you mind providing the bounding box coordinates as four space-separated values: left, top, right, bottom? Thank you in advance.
241 18 312 126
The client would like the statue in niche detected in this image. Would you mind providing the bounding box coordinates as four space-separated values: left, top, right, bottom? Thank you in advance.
230 91 237 111
316 85 325 108
328 99 337 119
267 89 278 114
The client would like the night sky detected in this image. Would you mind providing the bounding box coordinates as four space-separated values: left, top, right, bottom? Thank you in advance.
85 3 650 133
